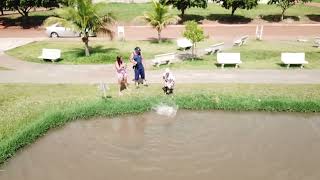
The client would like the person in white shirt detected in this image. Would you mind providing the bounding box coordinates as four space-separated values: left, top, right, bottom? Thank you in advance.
162 68 175 95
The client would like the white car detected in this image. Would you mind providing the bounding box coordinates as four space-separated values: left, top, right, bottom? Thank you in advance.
45 23 96 38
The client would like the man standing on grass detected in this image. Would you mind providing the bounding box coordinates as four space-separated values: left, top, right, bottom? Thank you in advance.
130 47 148 88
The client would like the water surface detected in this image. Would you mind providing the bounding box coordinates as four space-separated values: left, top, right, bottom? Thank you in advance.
1 111 320 180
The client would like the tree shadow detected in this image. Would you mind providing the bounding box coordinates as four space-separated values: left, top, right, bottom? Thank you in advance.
276 63 305 68
260 15 300 22
0 15 50 29
179 14 205 24
64 45 119 58
214 63 240 68
146 38 174 44
306 14 320 22
206 14 252 24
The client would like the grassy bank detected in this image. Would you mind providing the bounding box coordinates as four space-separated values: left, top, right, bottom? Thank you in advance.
0 83 320 164
1 4 319 28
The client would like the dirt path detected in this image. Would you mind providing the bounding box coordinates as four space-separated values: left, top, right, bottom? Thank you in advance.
1 53 320 84
306 2 320 7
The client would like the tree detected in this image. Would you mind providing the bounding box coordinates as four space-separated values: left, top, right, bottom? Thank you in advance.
141 0 179 43
183 21 205 58
213 0 258 16
0 0 7 15
159 0 208 19
6 0 60 18
268 0 311 21
44 0 115 56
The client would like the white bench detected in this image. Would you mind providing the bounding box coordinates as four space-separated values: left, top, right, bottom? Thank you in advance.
177 38 192 50
233 35 249 46
152 53 176 67
38 48 61 62
205 42 225 54
281 53 308 68
217 53 242 68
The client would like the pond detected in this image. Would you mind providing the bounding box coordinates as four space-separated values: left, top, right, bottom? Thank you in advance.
0 110 320 180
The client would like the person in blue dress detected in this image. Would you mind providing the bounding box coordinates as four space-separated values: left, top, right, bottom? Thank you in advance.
130 47 148 88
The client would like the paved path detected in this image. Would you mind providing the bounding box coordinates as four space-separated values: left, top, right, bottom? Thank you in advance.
1 53 320 84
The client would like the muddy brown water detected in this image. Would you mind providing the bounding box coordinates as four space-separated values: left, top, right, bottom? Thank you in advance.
1 110 320 180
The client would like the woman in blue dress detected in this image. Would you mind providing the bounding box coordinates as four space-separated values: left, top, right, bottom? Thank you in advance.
130 47 148 88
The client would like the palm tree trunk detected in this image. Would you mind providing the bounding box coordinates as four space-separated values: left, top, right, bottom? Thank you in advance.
82 33 90 56
84 41 90 56
281 8 286 21
158 30 161 43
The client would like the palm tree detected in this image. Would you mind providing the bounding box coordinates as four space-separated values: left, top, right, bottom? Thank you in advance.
142 0 179 43
44 0 115 56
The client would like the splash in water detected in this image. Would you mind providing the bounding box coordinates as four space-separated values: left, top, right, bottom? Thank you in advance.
152 103 178 117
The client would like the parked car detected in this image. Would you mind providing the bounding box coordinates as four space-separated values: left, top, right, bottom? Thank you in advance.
45 23 96 38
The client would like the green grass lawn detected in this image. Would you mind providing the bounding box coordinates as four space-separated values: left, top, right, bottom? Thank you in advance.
1 83 320 164
1 3 319 28
7 39 320 69
5 39 213 64
161 40 320 70
107 3 320 24
0 67 10 70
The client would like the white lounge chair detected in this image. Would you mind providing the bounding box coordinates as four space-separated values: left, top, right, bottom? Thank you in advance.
205 42 224 54
217 53 242 68
38 48 61 62
152 53 176 67
177 38 192 50
233 35 249 46
281 53 308 68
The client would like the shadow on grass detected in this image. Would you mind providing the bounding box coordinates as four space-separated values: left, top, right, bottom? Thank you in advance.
260 15 300 22
65 45 119 58
179 54 203 61
277 63 305 68
179 14 205 24
42 58 63 63
214 63 240 68
0 15 50 29
306 14 320 22
147 38 174 44
61 45 123 64
206 14 252 24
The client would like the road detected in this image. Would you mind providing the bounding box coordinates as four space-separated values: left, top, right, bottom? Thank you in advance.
0 24 319 41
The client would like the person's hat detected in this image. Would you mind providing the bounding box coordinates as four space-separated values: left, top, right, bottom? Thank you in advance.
134 47 141 52
165 68 170 74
